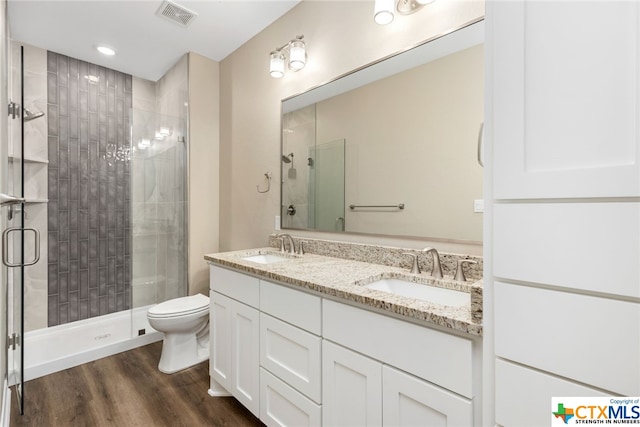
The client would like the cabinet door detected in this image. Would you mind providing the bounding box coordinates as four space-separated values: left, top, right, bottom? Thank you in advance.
260 368 321 427
492 1 640 199
382 366 472 427
260 313 321 403
231 301 260 417
322 340 382 427
210 291 232 391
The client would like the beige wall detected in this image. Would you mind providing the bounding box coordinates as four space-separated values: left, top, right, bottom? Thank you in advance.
188 53 219 295
219 0 484 255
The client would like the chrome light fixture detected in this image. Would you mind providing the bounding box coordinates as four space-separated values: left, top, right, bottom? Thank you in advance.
269 35 307 78
374 0 435 25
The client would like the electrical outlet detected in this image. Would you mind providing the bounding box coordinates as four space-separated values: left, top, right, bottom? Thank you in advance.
474 199 484 213
275 215 281 230
138 329 146 336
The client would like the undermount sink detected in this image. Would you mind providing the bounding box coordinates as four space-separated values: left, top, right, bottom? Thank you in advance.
241 253 290 264
364 278 470 307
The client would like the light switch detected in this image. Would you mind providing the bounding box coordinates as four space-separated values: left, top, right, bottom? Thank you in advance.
275 215 281 230
474 199 484 213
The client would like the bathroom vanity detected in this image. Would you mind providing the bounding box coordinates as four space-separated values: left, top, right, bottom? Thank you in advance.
205 242 483 426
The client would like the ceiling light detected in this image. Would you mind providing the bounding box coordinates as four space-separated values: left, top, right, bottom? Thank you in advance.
97 46 116 56
269 35 307 79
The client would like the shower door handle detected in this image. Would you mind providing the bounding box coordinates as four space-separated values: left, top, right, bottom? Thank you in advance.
0 193 25 206
2 227 41 267
477 122 484 167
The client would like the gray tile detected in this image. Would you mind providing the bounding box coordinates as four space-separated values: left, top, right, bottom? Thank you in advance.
116 210 124 237
124 229 130 256
99 124 107 152
99 238 107 267
59 180 68 207
89 259 99 290
107 87 115 116
107 116 115 144
116 265 124 292
99 295 107 316
70 167 79 201
107 286 116 312
58 210 68 237
58 84 68 116
58 55 68 86
116 237 124 265
88 202 98 230
48 295 59 326
48 201 58 230
79 61 88 91
79 300 88 320
59 271 68 302
59 304 68 325
69 201 78 230
69 292 78 322
108 231 116 257
124 74 132 93
47 51 57 73
59 241 69 272
69 261 79 292
107 204 116 230
88 80 97 113
79 149 88 180
80 269 88 299
107 69 115 88
88 112 98 141
99 67 107 95
116 72 124 97
124 288 131 310
69 78 78 112
48 231 58 263
69 57 78 80
89 289 99 317
98 211 107 238
69 109 78 139
79 92 88 121
59 115 68 146
79 209 88 239
116 293 124 311
98 267 107 291
47 104 58 136
59 150 68 180
48 263 58 295
48 136 59 168
108 258 116 287
124 257 131 287
89 230 98 259
99 94 107 123
69 231 78 261
79 239 88 269
47 72 58 104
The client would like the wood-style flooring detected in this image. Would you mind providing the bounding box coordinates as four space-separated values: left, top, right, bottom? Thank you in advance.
11 341 263 427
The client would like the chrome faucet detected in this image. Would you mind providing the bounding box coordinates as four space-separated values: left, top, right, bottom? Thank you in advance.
402 252 421 274
276 233 296 254
422 247 443 278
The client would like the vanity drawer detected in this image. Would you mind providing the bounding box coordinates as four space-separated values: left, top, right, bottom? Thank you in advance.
260 313 321 403
260 280 322 335
323 300 473 398
260 368 322 427
210 266 259 308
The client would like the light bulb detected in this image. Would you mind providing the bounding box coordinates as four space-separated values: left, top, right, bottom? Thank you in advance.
374 0 395 24
270 51 285 78
288 39 306 71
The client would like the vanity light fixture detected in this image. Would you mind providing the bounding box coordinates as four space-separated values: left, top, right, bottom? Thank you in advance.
269 35 307 79
374 0 436 25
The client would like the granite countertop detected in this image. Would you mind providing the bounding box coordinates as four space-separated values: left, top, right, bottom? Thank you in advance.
205 248 483 336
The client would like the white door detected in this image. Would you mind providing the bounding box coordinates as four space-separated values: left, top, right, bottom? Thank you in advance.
382 365 473 427
231 300 260 416
322 340 382 427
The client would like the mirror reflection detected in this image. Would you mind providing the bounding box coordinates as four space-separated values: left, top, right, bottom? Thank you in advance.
282 21 484 242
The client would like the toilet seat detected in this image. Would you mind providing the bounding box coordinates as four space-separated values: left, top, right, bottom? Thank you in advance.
148 294 209 319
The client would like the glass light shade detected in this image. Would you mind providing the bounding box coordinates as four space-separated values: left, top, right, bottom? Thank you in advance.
159 127 171 136
138 138 151 149
415 0 435 4
374 0 395 24
97 46 116 56
288 40 306 71
270 51 285 78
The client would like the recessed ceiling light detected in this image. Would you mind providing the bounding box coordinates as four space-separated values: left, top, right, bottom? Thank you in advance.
97 46 116 56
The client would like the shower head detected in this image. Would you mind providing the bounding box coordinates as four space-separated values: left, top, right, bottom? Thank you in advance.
282 153 293 163
23 107 45 122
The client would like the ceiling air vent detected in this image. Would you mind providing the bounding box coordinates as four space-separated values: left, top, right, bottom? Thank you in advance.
156 1 197 28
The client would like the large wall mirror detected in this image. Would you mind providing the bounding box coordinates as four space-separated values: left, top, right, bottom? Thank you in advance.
281 20 484 243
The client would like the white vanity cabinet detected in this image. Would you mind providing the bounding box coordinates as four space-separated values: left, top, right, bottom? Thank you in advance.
209 266 260 416
323 299 475 427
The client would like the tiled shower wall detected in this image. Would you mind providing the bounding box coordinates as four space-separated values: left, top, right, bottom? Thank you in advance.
47 51 132 326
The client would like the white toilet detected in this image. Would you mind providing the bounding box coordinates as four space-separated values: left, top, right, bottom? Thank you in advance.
147 293 210 374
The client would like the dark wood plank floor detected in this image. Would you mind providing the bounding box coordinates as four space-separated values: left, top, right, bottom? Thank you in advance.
11 341 263 427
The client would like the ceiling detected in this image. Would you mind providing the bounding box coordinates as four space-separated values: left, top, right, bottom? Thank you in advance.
8 0 300 81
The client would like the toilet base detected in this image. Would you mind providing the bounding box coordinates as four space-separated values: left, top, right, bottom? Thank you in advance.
157 331 210 374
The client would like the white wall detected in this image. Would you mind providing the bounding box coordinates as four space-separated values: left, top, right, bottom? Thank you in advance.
219 0 485 254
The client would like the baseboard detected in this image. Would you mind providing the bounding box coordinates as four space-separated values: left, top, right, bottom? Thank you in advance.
208 388 232 397
0 379 10 427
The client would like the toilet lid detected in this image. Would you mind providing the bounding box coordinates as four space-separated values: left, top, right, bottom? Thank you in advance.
148 293 209 318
